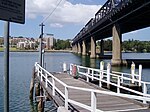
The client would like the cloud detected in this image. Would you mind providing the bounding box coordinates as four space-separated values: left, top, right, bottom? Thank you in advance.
26 0 101 27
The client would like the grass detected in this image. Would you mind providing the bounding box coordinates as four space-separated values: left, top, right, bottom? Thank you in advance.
0 47 26 51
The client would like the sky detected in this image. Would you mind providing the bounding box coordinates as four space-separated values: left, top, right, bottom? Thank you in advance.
0 0 149 40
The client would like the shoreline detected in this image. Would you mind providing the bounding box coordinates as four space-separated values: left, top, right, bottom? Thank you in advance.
0 49 72 53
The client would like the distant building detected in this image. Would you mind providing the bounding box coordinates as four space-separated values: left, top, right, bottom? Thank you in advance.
17 41 36 49
43 34 56 50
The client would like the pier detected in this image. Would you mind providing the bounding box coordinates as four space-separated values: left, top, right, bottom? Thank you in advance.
30 62 150 112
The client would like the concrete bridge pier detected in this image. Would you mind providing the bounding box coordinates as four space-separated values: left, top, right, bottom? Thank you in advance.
111 24 122 66
100 39 104 56
72 45 75 53
82 40 87 55
78 42 82 54
90 36 96 58
75 44 78 53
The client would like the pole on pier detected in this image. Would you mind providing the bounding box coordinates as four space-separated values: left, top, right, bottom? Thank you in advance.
29 67 35 100
4 21 10 112
39 23 45 66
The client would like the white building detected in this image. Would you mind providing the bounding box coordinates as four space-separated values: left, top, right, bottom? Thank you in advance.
43 34 55 50
17 41 36 49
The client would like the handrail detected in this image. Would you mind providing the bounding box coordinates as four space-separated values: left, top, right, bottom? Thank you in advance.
70 63 150 98
35 62 150 112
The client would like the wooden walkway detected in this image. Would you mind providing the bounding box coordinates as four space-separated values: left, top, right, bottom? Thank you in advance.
38 72 149 112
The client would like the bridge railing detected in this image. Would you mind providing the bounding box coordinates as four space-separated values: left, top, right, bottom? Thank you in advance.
35 62 150 112
72 0 133 44
70 62 150 104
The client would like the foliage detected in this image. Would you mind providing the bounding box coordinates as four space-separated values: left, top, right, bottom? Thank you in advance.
54 39 71 50
97 39 150 52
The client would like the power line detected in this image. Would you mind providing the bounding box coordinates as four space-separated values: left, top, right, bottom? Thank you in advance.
41 0 64 24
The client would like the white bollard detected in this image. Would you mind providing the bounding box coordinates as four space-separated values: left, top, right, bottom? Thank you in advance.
107 63 111 89
131 62 135 83
139 65 142 86
63 62 67 73
100 61 104 78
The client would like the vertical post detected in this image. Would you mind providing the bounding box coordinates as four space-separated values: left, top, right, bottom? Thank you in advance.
63 62 67 73
111 23 122 66
78 42 81 54
99 61 104 87
100 40 104 56
42 49 45 68
65 87 68 110
45 73 48 88
82 40 86 55
92 70 94 81
39 23 45 66
107 63 111 89
70 64 72 75
4 21 10 112
52 78 55 96
131 62 135 83
100 61 104 78
90 36 96 58
41 70 43 82
121 73 123 83
117 77 120 93
143 83 147 104
139 65 142 86
87 69 90 82
91 92 97 112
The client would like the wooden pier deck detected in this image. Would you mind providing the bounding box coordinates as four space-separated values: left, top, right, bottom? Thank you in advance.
38 73 149 112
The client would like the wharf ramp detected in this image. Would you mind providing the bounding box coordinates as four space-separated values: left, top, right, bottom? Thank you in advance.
32 62 150 112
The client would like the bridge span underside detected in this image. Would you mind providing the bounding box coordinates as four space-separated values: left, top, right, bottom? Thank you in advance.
72 0 150 66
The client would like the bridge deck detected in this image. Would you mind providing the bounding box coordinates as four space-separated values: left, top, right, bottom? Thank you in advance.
39 73 148 112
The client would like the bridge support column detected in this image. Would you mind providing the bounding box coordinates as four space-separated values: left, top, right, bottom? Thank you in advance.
90 36 96 58
75 44 78 53
82 40 86 55
100 39 104 56
111 24 122 66
72 45 75 53
78 42 81 54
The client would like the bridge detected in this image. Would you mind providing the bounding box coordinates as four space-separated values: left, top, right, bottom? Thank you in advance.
30 62 150 112
71 0 150 66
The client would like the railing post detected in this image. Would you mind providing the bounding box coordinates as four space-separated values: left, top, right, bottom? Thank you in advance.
41 70 43 82
139 65 142 86
92 70 94 81
131 62 135 83
117 77 120 94
107 63 111 89
100 61 104 79
45 73 48 88
99 61 104 87
91 92 97 112
52 78 55 96
121 73 123 83
70 64 72 75
143 83 147 104
37 67 40 77
87 68 90 82
65 86 68 110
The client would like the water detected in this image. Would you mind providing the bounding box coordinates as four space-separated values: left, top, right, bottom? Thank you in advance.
0 52 150 111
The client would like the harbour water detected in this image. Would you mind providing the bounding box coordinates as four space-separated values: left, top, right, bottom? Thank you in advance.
0 52 150 111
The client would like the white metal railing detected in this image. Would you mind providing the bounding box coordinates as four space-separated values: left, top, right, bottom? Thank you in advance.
70 62 150 104
35 62 150 112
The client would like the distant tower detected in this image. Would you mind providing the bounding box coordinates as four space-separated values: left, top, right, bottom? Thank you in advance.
44 34 55 50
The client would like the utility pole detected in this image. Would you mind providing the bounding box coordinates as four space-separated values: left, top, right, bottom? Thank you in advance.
39 23 45 66
4 21 10 112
